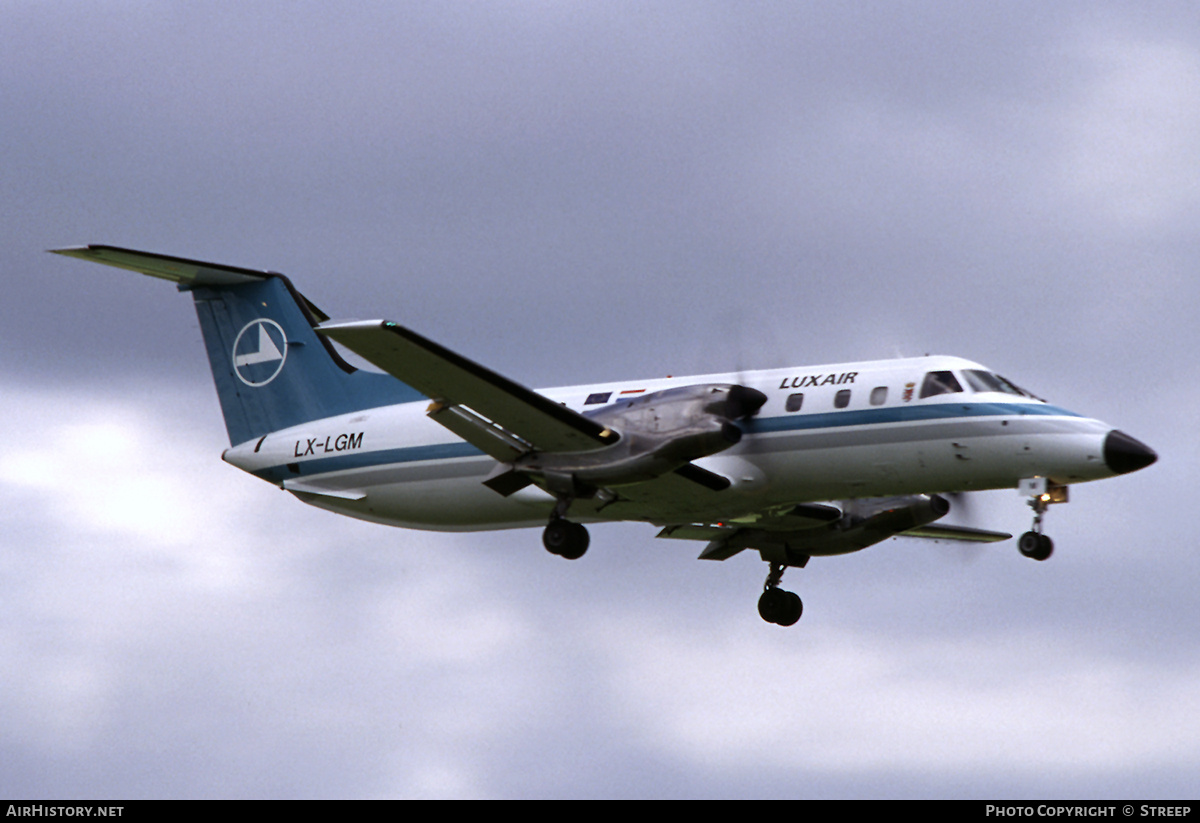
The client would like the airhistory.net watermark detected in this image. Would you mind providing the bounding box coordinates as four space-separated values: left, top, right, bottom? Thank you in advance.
6 807 123 817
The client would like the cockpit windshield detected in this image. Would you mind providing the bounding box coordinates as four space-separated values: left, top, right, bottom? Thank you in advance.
962 369 1038 399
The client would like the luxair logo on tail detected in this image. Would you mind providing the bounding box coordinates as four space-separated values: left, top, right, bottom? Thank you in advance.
232 319 287 386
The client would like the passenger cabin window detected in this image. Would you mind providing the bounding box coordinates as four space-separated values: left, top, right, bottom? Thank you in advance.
785 393 804 412
870 386 888 406
834 389 851 409
919 371 963 399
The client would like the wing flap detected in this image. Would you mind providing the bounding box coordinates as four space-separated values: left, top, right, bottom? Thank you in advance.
427 402 531 462
672 462 732 491
656 523 731 541
318 320 617 454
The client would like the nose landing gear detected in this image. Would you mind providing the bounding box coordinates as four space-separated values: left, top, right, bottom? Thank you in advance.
1018 527 1053 561
1017 478 1068 562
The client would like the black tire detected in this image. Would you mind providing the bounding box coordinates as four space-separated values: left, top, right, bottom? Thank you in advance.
543 519 588 559
777 591 803 626
543 519 571 555
1018 531 1053 561
1034 533 1053 561
758 589 790 624
559 522 590 560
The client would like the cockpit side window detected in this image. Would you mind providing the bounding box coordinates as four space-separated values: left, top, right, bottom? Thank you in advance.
919 370 963 399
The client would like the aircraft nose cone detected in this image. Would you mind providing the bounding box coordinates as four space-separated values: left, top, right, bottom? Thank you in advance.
1104 430 1157 475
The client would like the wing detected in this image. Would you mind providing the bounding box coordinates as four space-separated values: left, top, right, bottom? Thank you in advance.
656 495 1011 561
318 320 618 460
900 524 1012 542
656 502 844 561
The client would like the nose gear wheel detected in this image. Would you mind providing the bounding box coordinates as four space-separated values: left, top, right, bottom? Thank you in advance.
1018 495 1054 561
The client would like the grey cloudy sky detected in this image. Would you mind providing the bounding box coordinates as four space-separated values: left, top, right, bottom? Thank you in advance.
2 0 1197 798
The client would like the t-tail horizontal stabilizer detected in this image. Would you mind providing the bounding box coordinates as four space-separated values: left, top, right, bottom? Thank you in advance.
50 245 422 445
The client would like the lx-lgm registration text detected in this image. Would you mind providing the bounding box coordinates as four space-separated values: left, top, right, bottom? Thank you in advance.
294 432 363 457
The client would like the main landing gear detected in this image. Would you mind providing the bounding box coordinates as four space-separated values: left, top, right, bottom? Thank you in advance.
758 562 803 626
543 518 589 560
542 496 589 560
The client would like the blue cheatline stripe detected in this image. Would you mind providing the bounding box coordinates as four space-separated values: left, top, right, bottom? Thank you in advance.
256 401 1084 482
253 441 484 483
744 402 1081 435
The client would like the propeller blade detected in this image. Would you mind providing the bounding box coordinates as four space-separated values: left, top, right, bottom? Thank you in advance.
725 385 767 420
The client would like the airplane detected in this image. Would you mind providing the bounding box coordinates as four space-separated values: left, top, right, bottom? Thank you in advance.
52 245 1158 626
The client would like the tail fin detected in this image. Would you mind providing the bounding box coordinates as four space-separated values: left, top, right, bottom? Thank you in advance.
52 245 423 444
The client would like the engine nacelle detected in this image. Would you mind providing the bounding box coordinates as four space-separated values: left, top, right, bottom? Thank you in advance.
509 383 765 493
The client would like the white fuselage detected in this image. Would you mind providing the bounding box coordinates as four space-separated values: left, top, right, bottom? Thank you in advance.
222 355 1119 531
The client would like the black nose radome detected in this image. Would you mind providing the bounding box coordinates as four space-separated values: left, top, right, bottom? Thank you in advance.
1104 430 1157 475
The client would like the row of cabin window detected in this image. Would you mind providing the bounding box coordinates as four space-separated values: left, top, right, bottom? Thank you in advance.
784 371 964 413
785 388 877 412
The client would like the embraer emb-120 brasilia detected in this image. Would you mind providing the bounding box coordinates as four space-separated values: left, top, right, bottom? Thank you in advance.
54 246 1158 626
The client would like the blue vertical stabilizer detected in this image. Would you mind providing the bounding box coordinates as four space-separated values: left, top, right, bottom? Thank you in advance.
51 245 424 445
189 276 422 444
